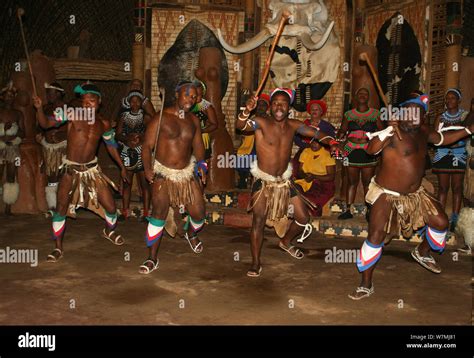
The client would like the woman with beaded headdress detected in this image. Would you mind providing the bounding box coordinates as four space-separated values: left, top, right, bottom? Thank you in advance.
116 90 152 220
433 88 469 231
120 79 156 117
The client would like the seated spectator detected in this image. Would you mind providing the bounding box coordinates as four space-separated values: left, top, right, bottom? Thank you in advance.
236 94 269 188
294 99 336 151
293 139 336 217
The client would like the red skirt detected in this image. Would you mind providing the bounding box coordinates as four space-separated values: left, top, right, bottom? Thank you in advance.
299 179 335 217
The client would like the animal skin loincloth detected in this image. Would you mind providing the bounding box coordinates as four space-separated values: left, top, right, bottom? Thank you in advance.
365 177 439 237
60 157 117 219
41 138 67 176
153 156 197 207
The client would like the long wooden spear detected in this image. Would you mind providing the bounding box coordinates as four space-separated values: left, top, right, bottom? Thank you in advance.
17 8 38 96
255 10 291 96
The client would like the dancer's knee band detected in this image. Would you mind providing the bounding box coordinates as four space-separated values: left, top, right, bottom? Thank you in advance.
357 240 383 272
145 217 165 247
189 217 205 233
425 225 447 252
51 212 66 240
105 211 118 230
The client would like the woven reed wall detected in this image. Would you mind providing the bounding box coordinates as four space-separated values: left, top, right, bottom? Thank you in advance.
428 0 447 120
150 7 244 138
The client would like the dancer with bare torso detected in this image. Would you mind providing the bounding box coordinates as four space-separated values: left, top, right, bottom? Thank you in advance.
38 82 68 211
348 94 474 299
33 82 128 262
138 81 207 274
236 88 340 277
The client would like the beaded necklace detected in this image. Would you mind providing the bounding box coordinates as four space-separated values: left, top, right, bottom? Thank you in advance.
345 108 378 127
122 109 145 130
441 108 466 125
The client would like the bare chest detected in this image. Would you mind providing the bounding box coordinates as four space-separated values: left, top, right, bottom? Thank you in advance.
160 116 195 142
256 123 294 148
389 132 426 157
68 120 103 141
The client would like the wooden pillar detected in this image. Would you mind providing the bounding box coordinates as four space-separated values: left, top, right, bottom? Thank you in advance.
241 0 255 93
354 0 365 46
351 0 366 102
444 0 463 91
445 42 462 89
195 47 235 191
132 1 145 83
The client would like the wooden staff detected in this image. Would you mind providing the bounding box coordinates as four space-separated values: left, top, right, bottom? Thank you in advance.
255 10 291 96
359 52 402 140
16 8 37 96
151 87 165 173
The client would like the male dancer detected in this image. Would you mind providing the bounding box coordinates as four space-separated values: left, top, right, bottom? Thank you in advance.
33 82 128 262
349 94 474 299
38 82 67 211
139 81 207 274
236 88 339 277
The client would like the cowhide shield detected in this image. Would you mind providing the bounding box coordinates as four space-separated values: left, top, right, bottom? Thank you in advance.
158 19 228 106
376 13 422 106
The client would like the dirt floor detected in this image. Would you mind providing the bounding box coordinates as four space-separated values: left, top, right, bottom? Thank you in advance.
0 213 472 325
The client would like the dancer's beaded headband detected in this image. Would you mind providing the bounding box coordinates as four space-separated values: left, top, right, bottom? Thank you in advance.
270 88 295 104
74 82 101 97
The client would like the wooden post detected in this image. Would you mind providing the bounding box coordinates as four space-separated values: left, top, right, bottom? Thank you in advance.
241 0 255 93
444 0 463 91
132 0 145 83
445 41 462 90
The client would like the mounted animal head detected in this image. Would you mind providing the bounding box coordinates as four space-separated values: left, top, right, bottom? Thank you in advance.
217 0 335 54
